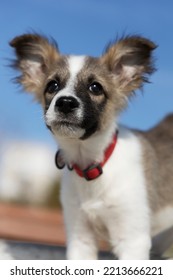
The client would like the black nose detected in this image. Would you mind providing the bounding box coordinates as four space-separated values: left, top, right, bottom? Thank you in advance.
55 96 79 114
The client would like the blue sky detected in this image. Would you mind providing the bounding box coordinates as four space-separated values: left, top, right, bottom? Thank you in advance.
0 0 173 148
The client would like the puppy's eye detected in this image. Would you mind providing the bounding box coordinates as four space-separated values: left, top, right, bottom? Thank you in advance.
46 80 59 94
89 82 103 95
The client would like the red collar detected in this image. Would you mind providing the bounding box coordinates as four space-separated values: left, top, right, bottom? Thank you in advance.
55 130 118 181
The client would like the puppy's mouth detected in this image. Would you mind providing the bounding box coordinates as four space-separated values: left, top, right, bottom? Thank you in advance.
46 113 80 125
52 120 79 129
52 120 77 126
46 118 85 138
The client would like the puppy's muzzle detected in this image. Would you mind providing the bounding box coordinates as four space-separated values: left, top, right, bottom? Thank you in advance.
55 96 79 115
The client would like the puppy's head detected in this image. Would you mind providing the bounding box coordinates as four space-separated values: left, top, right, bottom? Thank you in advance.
10 34 156 140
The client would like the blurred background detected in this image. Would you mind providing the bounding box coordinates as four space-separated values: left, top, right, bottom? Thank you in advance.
0 0 173 207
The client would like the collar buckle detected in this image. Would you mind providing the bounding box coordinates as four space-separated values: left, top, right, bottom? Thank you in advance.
82 163 103 181
55 150 65 169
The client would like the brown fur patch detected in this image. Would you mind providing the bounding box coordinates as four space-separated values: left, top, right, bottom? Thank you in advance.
10 33 61 102
135 114 173 212
43 56 70 108
101 36 156 96
76 56 129 130
72 36 156 131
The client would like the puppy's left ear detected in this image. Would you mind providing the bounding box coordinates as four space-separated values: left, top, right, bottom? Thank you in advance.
10 33 59 101
102 36 157 94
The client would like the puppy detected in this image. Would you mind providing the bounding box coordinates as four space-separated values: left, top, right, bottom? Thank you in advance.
10 34 173 259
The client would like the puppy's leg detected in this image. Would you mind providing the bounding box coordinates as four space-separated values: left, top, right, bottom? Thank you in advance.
0 240 14 260
107 209 151 260
61 176 98 260
114 233 151 260
65 213 98 260
105 166 151 260
107 203 151 260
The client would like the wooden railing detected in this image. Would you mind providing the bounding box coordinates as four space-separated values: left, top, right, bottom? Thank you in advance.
0 203 65 246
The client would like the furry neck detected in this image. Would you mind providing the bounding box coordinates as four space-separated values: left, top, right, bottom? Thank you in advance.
55 121 117 170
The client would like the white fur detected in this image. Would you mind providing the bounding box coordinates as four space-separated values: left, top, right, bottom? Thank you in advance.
68 55 86 80
0 240 14 260
57 120 116 168
60 126 151 259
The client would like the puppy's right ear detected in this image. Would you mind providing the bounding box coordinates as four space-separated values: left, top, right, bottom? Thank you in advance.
10 33 59 101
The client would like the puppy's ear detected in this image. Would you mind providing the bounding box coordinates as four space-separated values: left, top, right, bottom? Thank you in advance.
102 36 156 94
10 33 59 101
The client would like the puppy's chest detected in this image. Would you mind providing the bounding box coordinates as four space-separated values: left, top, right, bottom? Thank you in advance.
76 180 118 225
74 132 135 220
69 127 145 224
81 197 107 221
